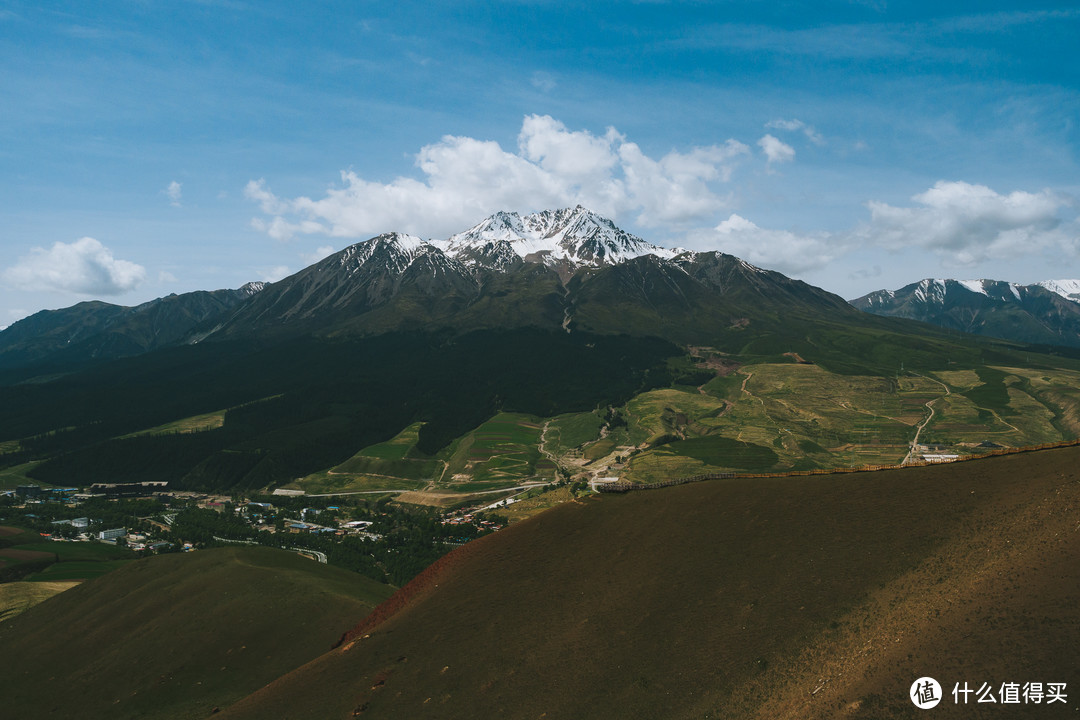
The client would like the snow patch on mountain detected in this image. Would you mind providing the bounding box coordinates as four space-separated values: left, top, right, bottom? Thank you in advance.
1038 279 1080 303
957 279 988 296
439 206 683 269
913 279 947 304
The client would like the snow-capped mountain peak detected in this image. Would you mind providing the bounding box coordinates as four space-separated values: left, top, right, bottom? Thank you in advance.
439 206 682 270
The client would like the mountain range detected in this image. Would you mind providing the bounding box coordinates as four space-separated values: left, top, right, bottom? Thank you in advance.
9 208 1080 372
0 282 265 370
2 206 859 368
3 207 1077 494
852 277 1080 348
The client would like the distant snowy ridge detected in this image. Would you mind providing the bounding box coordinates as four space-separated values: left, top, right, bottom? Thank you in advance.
863 278 1080 307
1037 279 1080 303
851 275 1080 349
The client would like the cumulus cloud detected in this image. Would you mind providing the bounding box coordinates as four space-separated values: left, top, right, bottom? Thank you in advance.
166 180 182 207
686 181 1077 277
765 118 825 146
246 115 751 240
757 134 795 165
860 180 1074 264
687 214 842 275
2 237 146 295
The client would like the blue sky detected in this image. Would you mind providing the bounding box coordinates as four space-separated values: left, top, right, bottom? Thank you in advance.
2 1 1079 326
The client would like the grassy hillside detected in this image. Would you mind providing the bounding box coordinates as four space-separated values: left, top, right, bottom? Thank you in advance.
0 580 79 623
0 461 49 490
0 545 393 720
220 445 1080 719
287 358 1080 500
295 422 438 494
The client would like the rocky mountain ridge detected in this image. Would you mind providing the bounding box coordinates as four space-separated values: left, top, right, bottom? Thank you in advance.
852 277 1080 348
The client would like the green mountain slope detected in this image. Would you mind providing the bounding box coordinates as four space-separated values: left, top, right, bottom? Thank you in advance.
218 446 1080 720
0 285 262 370
0 546 393 720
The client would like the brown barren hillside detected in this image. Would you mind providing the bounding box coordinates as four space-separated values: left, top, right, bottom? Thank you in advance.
221 447 1080 720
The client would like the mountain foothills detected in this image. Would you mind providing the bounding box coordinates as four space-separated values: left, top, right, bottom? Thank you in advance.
4 207 1080 496
853 277 1080 349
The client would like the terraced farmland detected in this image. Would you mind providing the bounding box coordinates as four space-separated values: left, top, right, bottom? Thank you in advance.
615 362 1080 483
251 363 1080 497
443 413 555 491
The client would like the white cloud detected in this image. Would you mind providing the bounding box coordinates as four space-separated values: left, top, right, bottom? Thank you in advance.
620 140 748 226
158 270 178 283
259 265 291 283
518 115 620 185
300 245 336 265
861 180 1074 265
166 180 182 207
765 118 825 146
757 134 795 165
687 214 842 274
530 71 556 92
690 181 1078 277
2 237 146 295
246 115 751 240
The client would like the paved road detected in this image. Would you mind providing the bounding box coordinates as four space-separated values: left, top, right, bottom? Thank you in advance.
306 482 551 498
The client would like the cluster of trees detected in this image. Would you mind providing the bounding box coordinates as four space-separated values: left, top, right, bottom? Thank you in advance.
0 496 167 539
166 496 501 587
1 329 679 492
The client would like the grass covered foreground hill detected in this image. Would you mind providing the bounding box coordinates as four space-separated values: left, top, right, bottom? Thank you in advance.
0 546 393 720
219 446 1080 720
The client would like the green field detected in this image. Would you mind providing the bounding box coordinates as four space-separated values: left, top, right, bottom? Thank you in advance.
0 580 80 623
347 422 425 460
119 395 288 440
0 535 136 583
0 462 50 490
294 414 559 496
14 541 135 563
296 361 1080 495
121 409 227 438
609 362 1080 483
443 412 555 488
545 411 604 455
294 422 438 494
28 559 133 581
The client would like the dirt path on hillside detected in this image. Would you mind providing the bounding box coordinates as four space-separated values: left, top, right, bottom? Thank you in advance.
902 373 951 465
